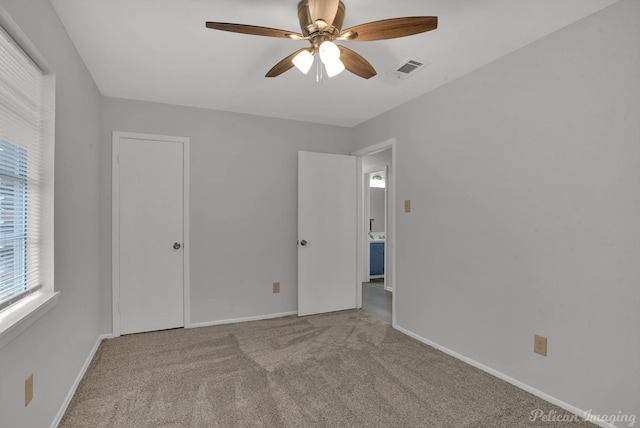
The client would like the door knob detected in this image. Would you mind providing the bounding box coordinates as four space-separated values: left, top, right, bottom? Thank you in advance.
173 242 182 250
300 240 307 247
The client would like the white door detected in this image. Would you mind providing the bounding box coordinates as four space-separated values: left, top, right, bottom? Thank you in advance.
113 133 188 335
298 151 357 316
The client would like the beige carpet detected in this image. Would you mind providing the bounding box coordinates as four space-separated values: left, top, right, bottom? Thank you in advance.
60 310 594 427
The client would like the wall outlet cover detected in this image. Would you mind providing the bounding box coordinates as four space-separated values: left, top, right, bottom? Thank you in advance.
534 334 547 356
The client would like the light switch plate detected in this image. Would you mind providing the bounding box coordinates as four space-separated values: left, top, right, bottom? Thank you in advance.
404 200 411 213
25 373 33 407
272 282 280 294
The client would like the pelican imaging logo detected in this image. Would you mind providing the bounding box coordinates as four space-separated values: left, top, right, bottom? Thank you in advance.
529 409 582 424
529 409 636 427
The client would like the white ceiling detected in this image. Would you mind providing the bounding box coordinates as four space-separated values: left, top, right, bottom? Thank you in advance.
50 0 618 127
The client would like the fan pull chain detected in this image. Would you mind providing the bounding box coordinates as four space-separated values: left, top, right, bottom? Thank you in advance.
316 57 323 83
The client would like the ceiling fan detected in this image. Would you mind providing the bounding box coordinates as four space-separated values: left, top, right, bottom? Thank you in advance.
205 0 437 79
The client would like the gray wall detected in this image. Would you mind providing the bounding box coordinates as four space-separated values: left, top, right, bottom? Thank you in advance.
362 148 391 172
369 187 385 233
0 0 104 427
101 98 355 325
364 149 391 233
353 0 639 419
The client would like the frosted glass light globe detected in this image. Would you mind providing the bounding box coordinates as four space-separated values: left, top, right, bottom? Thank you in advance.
292 49 314 74
319 41 344 77
319 41 340 63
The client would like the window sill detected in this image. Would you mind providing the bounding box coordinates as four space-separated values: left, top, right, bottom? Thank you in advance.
0 291 59 351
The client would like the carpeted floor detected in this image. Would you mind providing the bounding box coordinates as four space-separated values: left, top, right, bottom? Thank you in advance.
60 310 595 427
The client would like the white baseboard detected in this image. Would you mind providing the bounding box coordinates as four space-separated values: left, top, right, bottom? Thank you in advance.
51 333 112 428
190 311 298 328
394 325 618 428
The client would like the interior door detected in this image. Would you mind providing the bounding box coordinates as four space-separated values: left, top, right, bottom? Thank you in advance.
298 151 357 316
116 135 185 335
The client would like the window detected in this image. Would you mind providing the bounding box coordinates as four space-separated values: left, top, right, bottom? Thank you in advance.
0 15 56 348
0 140 28 304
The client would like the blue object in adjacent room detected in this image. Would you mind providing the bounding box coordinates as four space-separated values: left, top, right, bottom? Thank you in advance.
370 242 385 276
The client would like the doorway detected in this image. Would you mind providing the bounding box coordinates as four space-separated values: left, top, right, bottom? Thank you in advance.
296 142 395 325
111 132 191 336
353 139 396 326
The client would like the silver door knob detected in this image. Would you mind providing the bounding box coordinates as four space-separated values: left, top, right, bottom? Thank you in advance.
173 242 182 250
300 240 307 247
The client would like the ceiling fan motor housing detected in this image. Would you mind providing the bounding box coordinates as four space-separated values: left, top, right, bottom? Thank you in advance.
297 0 346 40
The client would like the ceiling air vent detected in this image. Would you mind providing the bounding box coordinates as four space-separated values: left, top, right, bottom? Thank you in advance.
387 58 429 81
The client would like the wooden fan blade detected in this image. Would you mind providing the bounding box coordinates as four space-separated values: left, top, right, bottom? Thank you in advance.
206 22 305 40
308 0 340 27
338 46 376 79
266 48 309 78
338 16 438 42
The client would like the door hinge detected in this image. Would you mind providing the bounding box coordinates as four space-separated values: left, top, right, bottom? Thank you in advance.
117 302 120 313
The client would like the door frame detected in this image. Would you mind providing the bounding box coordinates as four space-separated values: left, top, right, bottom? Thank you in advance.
352 138 396 327
111 131 191 337
363 168 388 285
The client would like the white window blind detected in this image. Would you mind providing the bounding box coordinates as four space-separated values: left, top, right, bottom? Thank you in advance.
0 23 51 310
0 140 28 302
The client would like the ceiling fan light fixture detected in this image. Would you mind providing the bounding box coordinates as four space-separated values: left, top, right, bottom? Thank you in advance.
324 58 345 77
319 40 340 64
292 49 314 74
318 41 344 77
206 1 438 80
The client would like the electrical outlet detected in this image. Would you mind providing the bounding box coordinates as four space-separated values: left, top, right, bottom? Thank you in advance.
404 200 411 213
25 373 33 407
272 282 280 294
534 335 547 356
